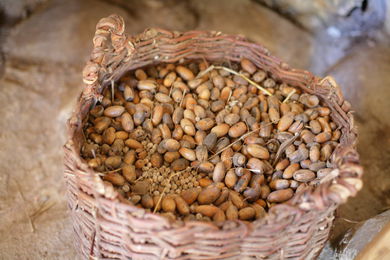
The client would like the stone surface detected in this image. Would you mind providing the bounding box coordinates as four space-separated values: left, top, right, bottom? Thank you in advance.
0 60 80 259
0 0 389 259
356 221 390 260
255 0 386 33
191 0 313 70
105 0 198 31
253 0 386 75
0 0 47 22
386 0 390 35
322 40 390 250
319 210 390 259
341 210 390 259
3 0 313 70
3 0 131 66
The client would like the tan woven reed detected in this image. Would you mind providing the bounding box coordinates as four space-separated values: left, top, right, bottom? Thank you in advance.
63 14 363 259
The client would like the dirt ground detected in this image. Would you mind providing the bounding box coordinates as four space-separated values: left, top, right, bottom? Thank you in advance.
0 0 389 259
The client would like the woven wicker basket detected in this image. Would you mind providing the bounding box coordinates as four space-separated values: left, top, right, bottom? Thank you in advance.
64 14 363 259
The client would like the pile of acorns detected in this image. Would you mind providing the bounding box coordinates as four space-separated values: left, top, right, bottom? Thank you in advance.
81 59 340 222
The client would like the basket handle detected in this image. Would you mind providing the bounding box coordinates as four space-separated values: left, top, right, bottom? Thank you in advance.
316 76 363 206
81 14 130 101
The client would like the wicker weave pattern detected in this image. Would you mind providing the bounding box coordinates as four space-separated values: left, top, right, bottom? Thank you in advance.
64 14 362 259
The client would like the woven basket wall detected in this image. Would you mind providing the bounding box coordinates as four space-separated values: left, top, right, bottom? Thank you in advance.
63 14 363 259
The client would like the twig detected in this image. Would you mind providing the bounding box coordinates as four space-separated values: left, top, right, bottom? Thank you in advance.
215 66 273 96
272 132 300 166
168 82 174 98
30 200 56 220
98 167 122 175
195 65 273 96
226 88 233 105
153 168 191 214
179 89 186 108
247 168 263 174
201 56 210 69
231 167 263 174
195 64 215 79
134 175 145 183
111 80 115 103
210 127 261 160
338 217 360 224
243 120 250 135
283 89 296 103
14 180 34 232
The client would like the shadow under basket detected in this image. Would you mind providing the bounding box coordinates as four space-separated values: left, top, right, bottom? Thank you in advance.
63 14 363 260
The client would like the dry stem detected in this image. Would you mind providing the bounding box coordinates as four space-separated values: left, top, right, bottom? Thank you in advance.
30 200 56 220
196 65 273 96
168 81 174 98
215 66 273 96
283 89 296 103
338 217 359 224
13 180 34 232
209 127 261 160
134 175 145 183
179 89 187 108
226 88 233 104
98 167 122 175
111 80 115 103
272 132 300 166
195 65 215 79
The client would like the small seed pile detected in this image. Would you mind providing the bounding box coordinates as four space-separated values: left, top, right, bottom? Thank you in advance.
81 59 341 222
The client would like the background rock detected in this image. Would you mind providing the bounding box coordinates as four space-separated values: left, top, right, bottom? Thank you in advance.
3 0 131 66
0 0 48 24
191 0 313 70
0 61 80 259
255 0 386 75
386 0 390 35
255 0 385 33
328 42 390 241
319 210 390 259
